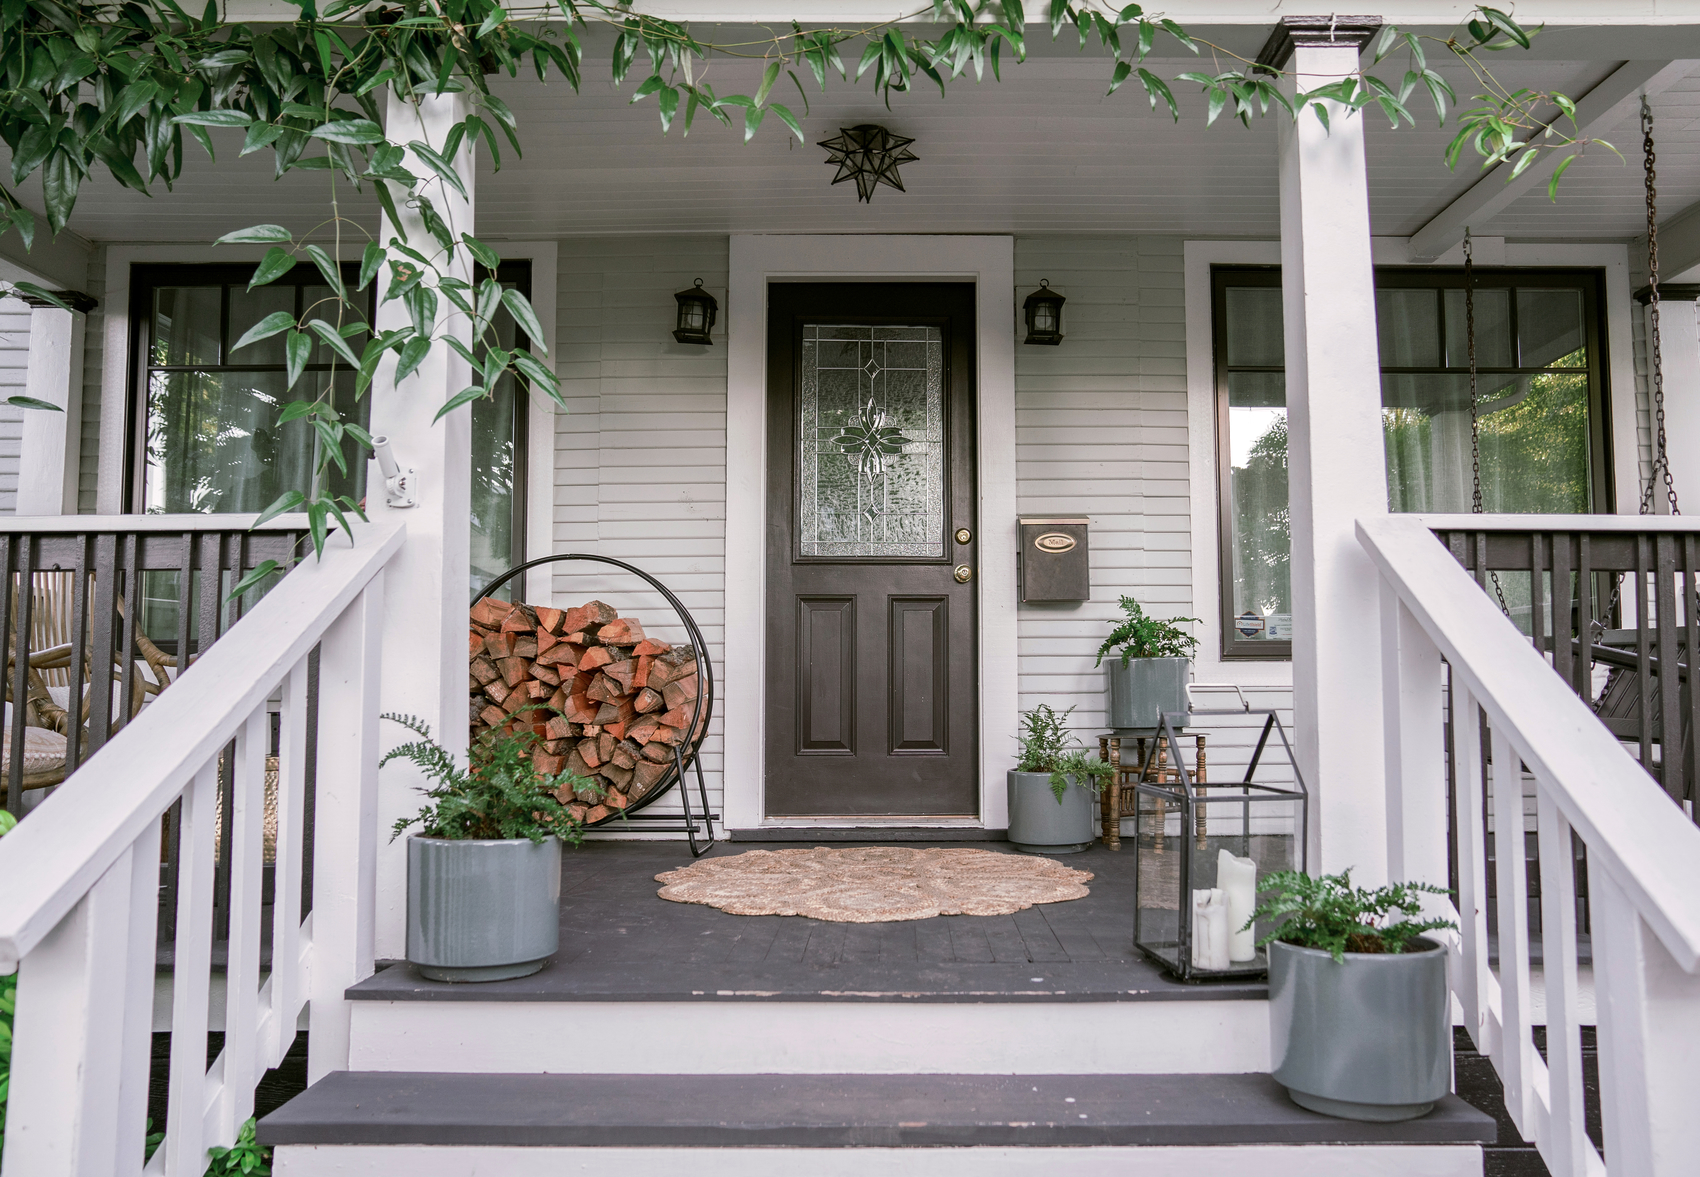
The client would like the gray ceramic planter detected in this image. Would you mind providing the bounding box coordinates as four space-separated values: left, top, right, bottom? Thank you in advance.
1106 656 1189 731
1268 937 1450 1121
1007 770 1096 854
406 836 562 982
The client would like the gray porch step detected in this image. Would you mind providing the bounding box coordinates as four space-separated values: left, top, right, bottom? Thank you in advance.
257 1071 1496 1150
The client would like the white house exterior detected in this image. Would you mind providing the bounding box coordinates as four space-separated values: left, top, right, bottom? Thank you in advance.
4 4 1700 1175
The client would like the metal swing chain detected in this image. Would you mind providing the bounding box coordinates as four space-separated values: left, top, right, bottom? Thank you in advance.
1464 229 1513 615
1640 95 1681 517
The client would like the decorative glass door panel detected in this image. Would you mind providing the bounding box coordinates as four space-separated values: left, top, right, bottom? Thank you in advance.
766 285 978 818
798 324 945 558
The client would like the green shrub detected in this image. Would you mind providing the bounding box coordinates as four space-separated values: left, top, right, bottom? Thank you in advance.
206 1117 268 1175
1015 704 1113 803
386 709 598 843
1094 596 1200 666
1249 869 1456 962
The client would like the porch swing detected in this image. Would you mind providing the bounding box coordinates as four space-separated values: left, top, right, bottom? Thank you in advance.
1464 96 1696 809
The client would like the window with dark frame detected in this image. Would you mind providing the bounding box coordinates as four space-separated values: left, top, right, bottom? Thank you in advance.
1212 264 1613 661
126 258 533 605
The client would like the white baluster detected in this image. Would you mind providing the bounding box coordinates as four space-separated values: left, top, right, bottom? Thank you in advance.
1451 683 1494 1054
164 762 218 1176
115 819 163 1177
1490 720 1537 1135
1533 789 1596 1176
210 707 269 1144
1593 868 1700 1176
4 846 139 1174
307 576 384 1083
263 656 312 1069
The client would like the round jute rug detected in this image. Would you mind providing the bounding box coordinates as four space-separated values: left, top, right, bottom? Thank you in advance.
655 846 1093 923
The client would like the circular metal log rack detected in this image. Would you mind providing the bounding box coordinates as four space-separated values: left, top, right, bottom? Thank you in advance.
472 553 716 856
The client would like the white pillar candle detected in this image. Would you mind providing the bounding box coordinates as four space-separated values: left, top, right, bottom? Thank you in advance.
1218 850 1258 962
1191 888 1231 971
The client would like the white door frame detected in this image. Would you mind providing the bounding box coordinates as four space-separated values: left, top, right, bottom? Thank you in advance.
723 235 1017 832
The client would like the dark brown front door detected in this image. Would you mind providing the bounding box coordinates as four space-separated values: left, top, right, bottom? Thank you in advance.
765 283 979 817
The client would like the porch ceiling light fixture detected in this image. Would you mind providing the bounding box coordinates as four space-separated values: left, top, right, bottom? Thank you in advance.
819 124 918 202
672 278 719 345
1023 280 1066 346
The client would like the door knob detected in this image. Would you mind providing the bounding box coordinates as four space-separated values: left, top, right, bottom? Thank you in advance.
953 564 973 584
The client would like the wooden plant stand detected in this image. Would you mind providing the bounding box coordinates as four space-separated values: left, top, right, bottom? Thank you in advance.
1097 731 1207 851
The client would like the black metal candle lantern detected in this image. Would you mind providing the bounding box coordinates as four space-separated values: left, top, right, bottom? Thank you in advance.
1023 280 1066 345
1133 708 1309 981
672 279 718 345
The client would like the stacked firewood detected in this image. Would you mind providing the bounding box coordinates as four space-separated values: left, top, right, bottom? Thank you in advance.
468 597 702 824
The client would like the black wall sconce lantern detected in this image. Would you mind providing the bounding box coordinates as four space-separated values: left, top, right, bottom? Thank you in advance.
673 279 719 345
1023 280 1065 346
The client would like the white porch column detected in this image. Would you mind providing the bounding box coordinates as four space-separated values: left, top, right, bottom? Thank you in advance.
1270 17 1390 882
366 89 474 961
1639 288 1700 512
15 291 92 516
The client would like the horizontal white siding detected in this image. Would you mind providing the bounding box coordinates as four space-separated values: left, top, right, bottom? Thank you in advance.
550 237 730 830
1015 236 1293 787
0 296 29 513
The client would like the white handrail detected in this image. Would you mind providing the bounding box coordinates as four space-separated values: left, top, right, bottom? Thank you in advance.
1359 514 1700 969
0 519 402 1176
1360 513 1700 1177
0 520 401 968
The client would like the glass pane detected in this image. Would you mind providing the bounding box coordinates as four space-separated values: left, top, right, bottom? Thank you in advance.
1382 371 1590 514
152 287 222 367
1225 373 1290 642
145 370 367 515
227 284 296 367
471 292 522 598
799 324 945 558
1224 287 1283 367
1518 288 1585 367
1376 289 1440 367
1444 289 1513 368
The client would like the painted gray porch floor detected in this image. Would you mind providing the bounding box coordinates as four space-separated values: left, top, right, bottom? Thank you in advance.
348 840 1266 1004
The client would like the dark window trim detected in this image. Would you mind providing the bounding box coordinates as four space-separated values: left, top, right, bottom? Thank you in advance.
124 260 535 564
481 259 532 578
1211 263 1615 662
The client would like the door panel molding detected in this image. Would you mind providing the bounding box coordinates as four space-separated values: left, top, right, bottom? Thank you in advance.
725 236 1017 832
797 596 856 755
889 596 949 756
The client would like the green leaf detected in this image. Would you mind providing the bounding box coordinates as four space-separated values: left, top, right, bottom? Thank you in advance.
408 141 468 200
433 385 486 422
303 244 347 302
284 330 311 391
461 233 501 270
252 490 305 527
769 102 804 144
41 150 79 235
172 109 253 128
217 224 293 245
307 319 361 367
394 336 431 384
10 282 68 311
249 247 297 289
233 310 297 352
310 118 385 145
4 396 61 412
358 241 384 292
1548 152 1578 200
755 60 781 107
225 559 282 602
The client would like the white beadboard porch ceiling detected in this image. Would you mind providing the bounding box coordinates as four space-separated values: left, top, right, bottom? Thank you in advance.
22 22 1700 244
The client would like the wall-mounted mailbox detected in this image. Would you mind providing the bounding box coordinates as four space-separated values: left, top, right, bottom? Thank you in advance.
1018 517 1090 603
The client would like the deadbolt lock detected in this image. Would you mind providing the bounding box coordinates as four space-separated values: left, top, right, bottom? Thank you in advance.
953 564 973 584
954 528 972 545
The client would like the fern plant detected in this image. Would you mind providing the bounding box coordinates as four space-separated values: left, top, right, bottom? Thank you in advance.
386 710 598 844
1249 870 1456 963
1015 704 1114 803
1094 596 1201 666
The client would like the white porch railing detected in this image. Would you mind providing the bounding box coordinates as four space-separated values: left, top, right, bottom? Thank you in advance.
1361 513 1700 1177
0 520 403 1176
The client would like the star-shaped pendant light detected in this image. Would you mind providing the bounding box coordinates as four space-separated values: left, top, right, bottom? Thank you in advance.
818 124 919 202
